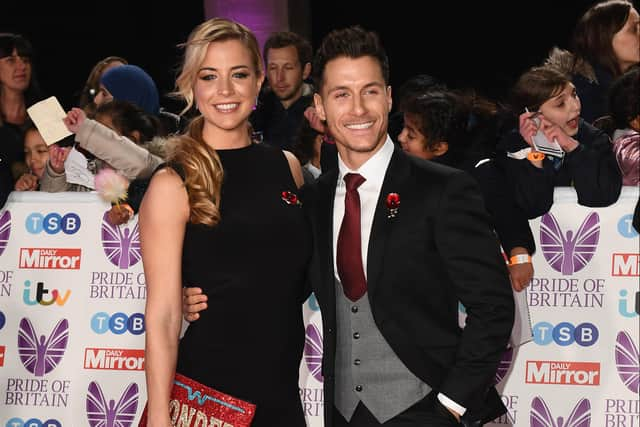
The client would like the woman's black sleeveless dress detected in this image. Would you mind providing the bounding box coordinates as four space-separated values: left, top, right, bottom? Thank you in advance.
176 143 311 426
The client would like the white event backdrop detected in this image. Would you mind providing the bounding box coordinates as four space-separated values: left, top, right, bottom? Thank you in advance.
0 187 637 426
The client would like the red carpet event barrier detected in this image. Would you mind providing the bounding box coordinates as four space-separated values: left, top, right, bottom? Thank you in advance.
0 188 638 426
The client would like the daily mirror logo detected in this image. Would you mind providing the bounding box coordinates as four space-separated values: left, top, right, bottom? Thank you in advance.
612 253 640 277
540 212 599 275
525 360 600 386
83 348 145 371
19 248 81 270
101 212 141 269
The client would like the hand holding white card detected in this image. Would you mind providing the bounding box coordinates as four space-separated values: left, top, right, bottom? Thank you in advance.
26 96 73 146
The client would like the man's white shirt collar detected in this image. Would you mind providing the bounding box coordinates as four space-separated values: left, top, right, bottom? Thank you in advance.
337 135 394 189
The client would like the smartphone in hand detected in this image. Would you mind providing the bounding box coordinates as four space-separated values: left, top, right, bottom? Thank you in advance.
531 116 564 158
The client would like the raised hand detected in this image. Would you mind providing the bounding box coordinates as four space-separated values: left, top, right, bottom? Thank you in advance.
63 107 87 134
518 111 540 147
48 145 72 174
14 173 39 191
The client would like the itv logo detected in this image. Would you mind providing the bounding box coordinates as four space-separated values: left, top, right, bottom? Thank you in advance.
22 280 71 306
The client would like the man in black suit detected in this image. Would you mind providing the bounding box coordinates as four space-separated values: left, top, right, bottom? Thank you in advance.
303 26 514 426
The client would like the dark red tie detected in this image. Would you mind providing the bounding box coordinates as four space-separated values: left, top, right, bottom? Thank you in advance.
337 173 367 301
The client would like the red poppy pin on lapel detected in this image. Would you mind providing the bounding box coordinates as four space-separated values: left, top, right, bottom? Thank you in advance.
386 192 400 218
281 190 302 206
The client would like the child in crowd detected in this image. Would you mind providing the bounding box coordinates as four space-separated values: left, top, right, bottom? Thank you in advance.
501 65 622 218
14 121 49 191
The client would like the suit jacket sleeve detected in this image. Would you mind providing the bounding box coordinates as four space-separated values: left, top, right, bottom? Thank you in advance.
472 161 536 255
433 170 515 410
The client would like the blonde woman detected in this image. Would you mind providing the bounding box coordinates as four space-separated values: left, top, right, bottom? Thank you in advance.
140 18 308 426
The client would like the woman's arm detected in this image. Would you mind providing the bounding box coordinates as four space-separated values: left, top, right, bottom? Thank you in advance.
283 150 304 188
139 168 189 426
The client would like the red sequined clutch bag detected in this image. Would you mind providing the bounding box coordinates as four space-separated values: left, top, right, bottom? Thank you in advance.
138 373 256 426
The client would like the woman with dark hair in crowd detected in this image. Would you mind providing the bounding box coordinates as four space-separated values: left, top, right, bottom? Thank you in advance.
546 0 639 124
0 33 44 180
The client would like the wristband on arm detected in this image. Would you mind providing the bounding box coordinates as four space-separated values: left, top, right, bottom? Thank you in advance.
509 254 532 265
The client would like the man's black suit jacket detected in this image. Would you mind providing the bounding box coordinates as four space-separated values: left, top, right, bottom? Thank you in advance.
302 146 515 425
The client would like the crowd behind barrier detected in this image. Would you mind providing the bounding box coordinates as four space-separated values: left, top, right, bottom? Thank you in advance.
0 188 637 426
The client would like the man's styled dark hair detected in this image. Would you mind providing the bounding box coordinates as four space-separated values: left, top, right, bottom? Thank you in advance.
313 25 389 90
263 31 312 68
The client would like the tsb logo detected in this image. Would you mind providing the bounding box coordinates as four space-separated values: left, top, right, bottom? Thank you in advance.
618 214 639 238
25 213 81 235
91 312 145 335
533 322 599 347
5 419 61 427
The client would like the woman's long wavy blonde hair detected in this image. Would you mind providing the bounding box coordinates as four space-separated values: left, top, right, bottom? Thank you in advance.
170 18 263 226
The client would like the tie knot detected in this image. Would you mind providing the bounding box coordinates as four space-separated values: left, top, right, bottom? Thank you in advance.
344 173 366 191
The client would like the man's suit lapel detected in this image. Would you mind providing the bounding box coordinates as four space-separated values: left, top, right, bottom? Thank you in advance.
366 147 411 297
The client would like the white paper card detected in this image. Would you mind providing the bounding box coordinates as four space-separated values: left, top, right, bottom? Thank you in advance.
64 147 95 189
26 96 73 146
509 289 534 348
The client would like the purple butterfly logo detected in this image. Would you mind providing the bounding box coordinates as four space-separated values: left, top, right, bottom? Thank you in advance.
0 210 11 256
494 347 514 384
540 212 599 275
101 211 141 269
304 324 323 382
531 396 590 427
17 317 69 376
87 381 139 427
615 331 639 393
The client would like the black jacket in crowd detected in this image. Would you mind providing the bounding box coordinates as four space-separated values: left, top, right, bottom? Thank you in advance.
500 119 622 219
250 90 313 151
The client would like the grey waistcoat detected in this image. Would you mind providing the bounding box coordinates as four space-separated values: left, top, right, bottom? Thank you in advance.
333 279 431 423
